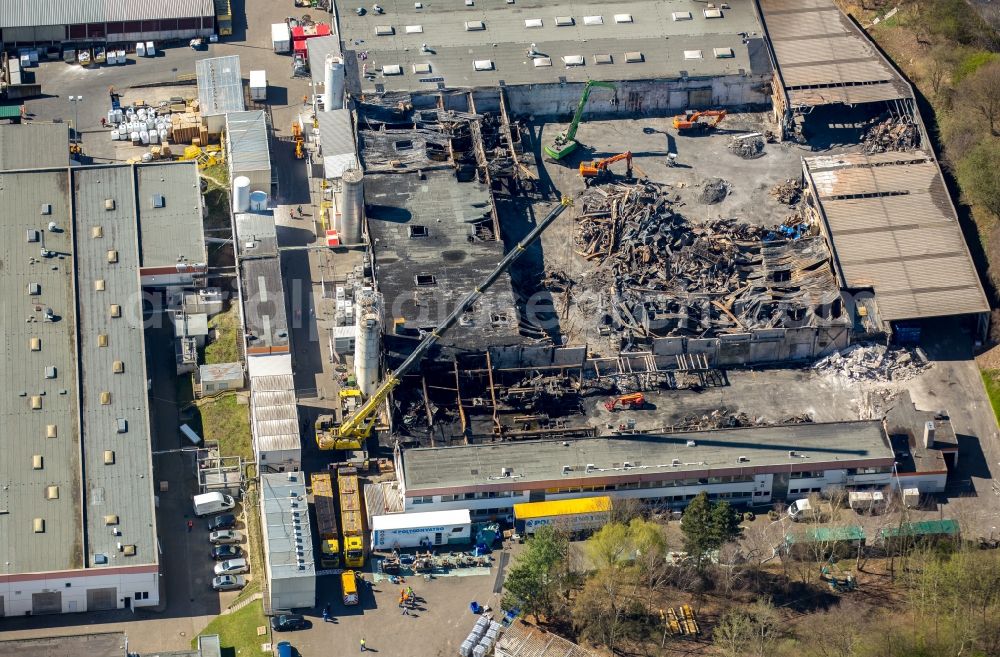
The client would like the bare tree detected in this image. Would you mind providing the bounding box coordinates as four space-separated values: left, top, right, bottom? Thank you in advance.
957 60 1000 137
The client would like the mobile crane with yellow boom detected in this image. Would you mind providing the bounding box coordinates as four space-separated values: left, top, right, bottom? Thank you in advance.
315 197 574 451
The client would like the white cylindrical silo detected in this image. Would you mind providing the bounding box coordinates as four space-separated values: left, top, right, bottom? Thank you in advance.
249 190 268 212
354 289 381 396
232 176 251 213
339 168 364 245
323 54 345 111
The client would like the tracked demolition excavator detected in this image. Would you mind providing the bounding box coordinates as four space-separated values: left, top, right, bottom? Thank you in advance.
579 151 633 180
672 109 727 133
544 80 618 160
316 197 575 451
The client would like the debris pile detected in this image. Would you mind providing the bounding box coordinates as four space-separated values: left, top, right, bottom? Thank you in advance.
862 115 920 153
812 343 928 382
769 179 802 205
698 177 729 204
666 408 814 432
728 133 766 159
569 182 845 338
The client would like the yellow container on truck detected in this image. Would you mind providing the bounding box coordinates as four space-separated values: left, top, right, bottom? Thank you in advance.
338 467 366 568
341 570 359 605
514 496 612 535
214 0 233 35
311 472 340 568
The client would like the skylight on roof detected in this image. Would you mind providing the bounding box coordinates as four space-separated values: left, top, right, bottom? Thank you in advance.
672 11 693 20
614 14 633 23
533 57 552 67
704 8 723 18
624 51 644 63
554 16 574 26
382 64 403 75
524 18 543 28
684 50 704 60
473 59 494 71
405 25 423 34
562 55 585 66
465 20 485 31
713 47 735 58
583 15 603 26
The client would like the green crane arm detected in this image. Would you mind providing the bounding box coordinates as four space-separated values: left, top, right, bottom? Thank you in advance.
337 197 575 441
564 80 618 143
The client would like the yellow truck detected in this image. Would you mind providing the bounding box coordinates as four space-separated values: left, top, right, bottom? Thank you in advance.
341 570 359 605
214 0 233 36
338 467 366 568
311 472 340 568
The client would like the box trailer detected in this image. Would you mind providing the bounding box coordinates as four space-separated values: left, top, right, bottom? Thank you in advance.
249 70 267 101
514 496 612 535
271 22 292 53
371 509 472 550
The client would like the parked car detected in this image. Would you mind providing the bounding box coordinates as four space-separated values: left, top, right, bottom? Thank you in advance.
276 641 294 657
211 545 243 561
271 613 311 632
212 574 246 591
207 513 237 531
209 529 243 545
214 558 249 576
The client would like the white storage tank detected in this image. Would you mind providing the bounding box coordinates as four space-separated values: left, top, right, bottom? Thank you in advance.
323 54 345 111
339 168 364 245
232 176 252 213
354 289 381 396
249 190 268 212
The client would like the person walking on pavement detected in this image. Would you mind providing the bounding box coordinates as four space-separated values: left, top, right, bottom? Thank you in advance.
297 205 304 218
360 638 367 652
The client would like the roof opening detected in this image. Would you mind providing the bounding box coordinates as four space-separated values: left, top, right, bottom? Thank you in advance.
464 20 485 31
151 194 165 208
625 51 644 63
33 518 45 533
41 204 52 215
122 544 136 556
408 225 428 238
28 282 41 295
110 304 121 318
555 16 574 26
95 279 106 291
45 366 57 379
100 391 112 405
415 274 437 286
113 360 124 373
104 514 119 525
107 249 118 263
105 198 115 211
31 396 42 410
92 226 103 238
473 59 494 71
46 485 59 500
98 333 109 347
33 454 43 470
29 337 41 351
47 424 57 438
104 450 115 465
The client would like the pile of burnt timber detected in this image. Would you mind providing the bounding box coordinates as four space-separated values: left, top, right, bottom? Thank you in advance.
569 182 843 338
862 114 919 154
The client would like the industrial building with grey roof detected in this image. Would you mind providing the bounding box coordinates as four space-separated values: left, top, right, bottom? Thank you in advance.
0 150 206 614
337 0 770 93
259 472 316 612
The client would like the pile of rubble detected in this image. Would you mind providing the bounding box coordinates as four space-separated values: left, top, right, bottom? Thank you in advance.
862 115 920 154
698 178 729 204
812 343 928 383
664 408 814 432
728 133 766 159
769 179 802 205
568 182 844 338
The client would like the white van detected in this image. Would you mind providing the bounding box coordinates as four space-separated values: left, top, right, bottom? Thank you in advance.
193 491 236 517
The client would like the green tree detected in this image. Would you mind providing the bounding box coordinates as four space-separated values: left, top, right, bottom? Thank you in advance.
681 492 742 568
957 140 1000 217
500 525 569 621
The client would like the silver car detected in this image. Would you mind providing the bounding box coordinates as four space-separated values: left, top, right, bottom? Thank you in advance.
209 529 243 545
212 574 246 591
214 558 249 576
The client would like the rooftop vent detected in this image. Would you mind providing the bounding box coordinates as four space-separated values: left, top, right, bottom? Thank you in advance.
562 465 572 474
594 54 613 65
95 279 106 291
104 450 115 465
474 59 494 71
672 11 693 20
110 304 121 318
113 360 124 373
29 337 41 351
45 366 56 379
46 424 57 438
501 467 512 477
405 24 423 33
375 25 394 36
151 194 165 208
413 62 432 74
704 8 723 18
26 229 40 243
585 463 596 473
614 13 633 23
554 16 574 26
465 20 485 31
98 333 109 347
46 486 59 500
737 455 749 463
713 47 735 58
562 55 585 66
100 391 112 405
107 249 118 263
382 64 403 76
684 50 703 60
624 51 644 63
28 282 41 295
686 439 697 447
104 198 115 211
524 18 543 28
533 57 552 67
672 458 681 466
104 514 119 525
33 518 45 533
41 204 52 215
94 553 108 565
31 396 42 410
583 15 603 25
122 544 136 557
92 226 103 238
33 454 43 470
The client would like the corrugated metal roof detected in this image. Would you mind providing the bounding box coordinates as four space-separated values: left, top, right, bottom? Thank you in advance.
196 55 245 116
250 374 300 454
317 109 355 159
0 0 214 28
225 110 271 175
804 151 989 322
495 621 597 657
759 0 911 107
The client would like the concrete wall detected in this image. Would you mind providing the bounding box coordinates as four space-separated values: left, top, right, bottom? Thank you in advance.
500 75 770 118
0 566 159 616
650 324 850 366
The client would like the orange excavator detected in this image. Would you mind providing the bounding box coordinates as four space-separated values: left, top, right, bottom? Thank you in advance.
604 393 646 411
672 109 727 133
579 151 635 181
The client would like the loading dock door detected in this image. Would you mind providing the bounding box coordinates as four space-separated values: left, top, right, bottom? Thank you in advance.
86 587 118 611
0 595 5 616
31 591 62 614
689 88 713 107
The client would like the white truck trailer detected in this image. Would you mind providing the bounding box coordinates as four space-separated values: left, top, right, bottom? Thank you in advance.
371 509 472 550
271 23 291 53
249 70 267 101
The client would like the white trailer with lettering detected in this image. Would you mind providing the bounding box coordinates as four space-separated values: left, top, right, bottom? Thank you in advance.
371 509 472 550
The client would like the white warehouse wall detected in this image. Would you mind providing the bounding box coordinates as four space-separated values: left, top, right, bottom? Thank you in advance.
0 566 159 616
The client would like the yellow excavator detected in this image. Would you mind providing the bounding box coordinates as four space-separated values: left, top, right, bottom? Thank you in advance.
315 197 574 451
672 109 727 133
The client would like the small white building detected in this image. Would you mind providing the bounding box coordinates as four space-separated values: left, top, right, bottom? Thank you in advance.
371 509 472 550
260 472 316 611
